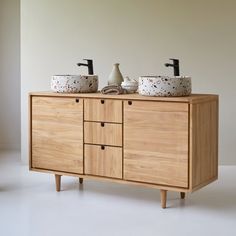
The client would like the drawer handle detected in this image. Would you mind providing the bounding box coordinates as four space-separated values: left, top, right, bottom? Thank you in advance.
101 122 105 127
101 99 105 104
75 98 79 103
101 145 105 150
128 101 132 105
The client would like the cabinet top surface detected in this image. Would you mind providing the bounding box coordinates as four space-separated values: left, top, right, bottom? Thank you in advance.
29 91 218 103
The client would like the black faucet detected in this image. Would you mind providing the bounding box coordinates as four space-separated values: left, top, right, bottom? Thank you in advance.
77 59 94 75
165 58 180 76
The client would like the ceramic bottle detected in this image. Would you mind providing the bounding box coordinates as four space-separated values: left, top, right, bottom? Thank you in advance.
108 63 124 85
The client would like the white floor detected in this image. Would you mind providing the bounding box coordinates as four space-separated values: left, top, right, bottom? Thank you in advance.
0 151 236 236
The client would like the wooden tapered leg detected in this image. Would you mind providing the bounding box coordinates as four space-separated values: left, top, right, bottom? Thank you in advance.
160 190 167 209
180 192 185 199
55 174 61 192
79 178 83 184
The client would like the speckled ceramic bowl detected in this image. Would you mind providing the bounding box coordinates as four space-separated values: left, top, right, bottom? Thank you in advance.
139 76 191 97
51 75 98 93
121 81 138 93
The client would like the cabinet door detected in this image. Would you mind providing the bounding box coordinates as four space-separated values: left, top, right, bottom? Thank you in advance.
31 96 83 174
124 101 189 188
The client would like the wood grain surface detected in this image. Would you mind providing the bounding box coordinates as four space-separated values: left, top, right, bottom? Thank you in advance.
84 98 122 123
124 100 189 188
190 99 218 190
84 122 122 146
85 144 122 178
31 96 84 173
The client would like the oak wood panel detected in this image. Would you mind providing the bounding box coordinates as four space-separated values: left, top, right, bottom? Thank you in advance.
30 92 218 104
85 144 122 179
124 101 189 188
190 98 218 190
84 122 122 146
190 176 217 192
31 96 83 173
29 94 32 169
84 99 123 123
31 167 191 192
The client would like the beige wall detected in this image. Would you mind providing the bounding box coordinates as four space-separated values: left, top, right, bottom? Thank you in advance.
21 0 236 164
0 0 20 150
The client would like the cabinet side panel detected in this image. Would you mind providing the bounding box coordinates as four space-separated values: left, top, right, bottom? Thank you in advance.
190 98 218 190
29 95 32 169
31 96 84 174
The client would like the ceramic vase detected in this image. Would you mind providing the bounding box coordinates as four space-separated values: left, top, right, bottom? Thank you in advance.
108 63 124 85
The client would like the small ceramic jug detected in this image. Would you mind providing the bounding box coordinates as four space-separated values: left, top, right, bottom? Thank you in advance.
108 63 124 85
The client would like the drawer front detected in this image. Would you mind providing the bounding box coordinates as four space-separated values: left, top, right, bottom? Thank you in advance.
84 122 122 146
84 99 122 123
85 144 122 178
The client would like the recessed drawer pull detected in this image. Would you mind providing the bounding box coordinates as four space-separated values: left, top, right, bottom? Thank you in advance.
101 145 105 150
101 99 105 104
75 98 79 103
101 122 105 127
128 101 132 105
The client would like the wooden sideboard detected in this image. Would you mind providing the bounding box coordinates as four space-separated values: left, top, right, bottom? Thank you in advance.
29 92 218 208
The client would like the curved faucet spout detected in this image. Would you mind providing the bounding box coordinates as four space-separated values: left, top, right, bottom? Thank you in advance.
77 63 87 67
164 59 180 76
77 59 94 75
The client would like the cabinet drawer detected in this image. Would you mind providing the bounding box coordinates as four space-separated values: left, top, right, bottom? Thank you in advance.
84 99 122 123
84 122 122 146
85 144 122 179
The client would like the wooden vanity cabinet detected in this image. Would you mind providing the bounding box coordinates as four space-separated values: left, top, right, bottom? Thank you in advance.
29 93 218 209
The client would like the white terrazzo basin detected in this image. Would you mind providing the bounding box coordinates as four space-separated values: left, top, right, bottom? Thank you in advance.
51 75 98 93
139 76 191 97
